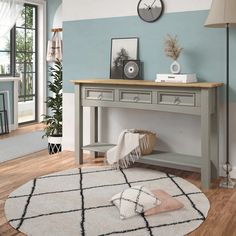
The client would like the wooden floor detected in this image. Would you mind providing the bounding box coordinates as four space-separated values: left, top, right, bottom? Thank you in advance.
0 126 236 236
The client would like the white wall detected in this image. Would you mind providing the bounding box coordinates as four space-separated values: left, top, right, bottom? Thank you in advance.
53 4 62 29
63 0 212 21
37 1 47 122
62 93 91 150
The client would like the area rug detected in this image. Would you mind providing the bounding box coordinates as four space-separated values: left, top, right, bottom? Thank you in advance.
0 131 47 163
5 167 210 236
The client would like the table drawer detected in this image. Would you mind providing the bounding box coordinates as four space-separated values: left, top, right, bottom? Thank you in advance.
85 88 114 101
158 92 195 106
119 90 152 104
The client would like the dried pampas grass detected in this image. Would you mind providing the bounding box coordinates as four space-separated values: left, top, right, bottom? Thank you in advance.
164 34 183 61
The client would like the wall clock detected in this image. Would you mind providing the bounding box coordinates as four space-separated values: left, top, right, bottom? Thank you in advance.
137 0 164 23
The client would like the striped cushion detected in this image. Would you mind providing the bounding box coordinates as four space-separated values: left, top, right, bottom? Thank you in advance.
111 185 161 219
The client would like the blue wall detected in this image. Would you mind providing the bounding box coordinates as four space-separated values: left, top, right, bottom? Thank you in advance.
46 0 62 116
47 0 62 38
63 10 236 101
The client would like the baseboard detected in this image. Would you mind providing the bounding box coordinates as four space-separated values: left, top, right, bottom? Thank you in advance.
62 141 74 152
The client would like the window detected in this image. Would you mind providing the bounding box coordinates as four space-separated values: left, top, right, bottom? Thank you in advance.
0 32 11 75
15 4 37 102
0 4 38 123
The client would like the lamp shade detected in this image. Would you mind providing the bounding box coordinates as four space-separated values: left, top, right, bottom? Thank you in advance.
205 0 236 28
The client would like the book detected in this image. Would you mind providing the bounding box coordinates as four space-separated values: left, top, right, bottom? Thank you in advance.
155 74 197 83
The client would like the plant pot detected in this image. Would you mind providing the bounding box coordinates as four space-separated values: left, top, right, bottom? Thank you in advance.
170 60 181 74
48 135 62 155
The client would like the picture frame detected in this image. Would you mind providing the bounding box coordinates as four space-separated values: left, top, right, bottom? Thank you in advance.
110 37 139 79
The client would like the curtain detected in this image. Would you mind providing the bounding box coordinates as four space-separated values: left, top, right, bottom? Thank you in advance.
0 0 24 39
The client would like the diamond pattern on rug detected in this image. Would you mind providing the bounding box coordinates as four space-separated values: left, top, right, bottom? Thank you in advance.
5 167 210 236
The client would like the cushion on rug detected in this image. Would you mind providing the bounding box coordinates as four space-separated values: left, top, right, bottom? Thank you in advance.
144 189 184 216
111 185 161 219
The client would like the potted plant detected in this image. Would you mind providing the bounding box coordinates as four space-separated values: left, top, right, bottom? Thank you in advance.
42 59 62 154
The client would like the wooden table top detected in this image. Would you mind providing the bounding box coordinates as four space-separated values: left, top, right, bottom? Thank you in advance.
71 79 224 88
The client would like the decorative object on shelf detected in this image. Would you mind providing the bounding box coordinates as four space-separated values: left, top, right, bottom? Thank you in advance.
170 61 181 74
106 129 156 168
205 0 236 189
110 37 139 79
137 0 164 23
42 59 63 155
122 60 141 80
155 74 197 83
136 129 156 155
164 34 183 74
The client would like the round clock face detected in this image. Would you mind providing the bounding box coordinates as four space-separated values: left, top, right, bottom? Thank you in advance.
137 0 164 22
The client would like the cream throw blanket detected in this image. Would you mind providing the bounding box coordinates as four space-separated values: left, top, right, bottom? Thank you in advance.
107 129 146 168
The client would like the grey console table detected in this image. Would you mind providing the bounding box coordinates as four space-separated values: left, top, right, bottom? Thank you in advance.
72 79 223 188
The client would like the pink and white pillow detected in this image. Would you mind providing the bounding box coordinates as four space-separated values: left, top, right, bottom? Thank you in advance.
111 185 161 219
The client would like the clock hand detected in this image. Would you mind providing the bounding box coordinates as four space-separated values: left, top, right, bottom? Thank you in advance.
151 0 156 7
144 3 152 11
149 8 154 17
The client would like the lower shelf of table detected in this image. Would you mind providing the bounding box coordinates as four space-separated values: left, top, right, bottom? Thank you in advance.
82 142 116 152
82 143 201 170
137 150 201 169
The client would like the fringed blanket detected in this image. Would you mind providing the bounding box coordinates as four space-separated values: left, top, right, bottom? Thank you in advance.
106 129 151 168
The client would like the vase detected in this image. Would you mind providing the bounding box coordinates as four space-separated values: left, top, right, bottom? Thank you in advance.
170 60 181 74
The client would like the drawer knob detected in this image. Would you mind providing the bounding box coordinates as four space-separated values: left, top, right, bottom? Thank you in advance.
133 96 140 102
97 93 103 100
174 97 181 105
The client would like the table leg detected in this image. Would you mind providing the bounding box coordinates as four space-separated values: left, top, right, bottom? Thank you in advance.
201 89 211 188
90 107 98 158
210 88 219 179
75 85 83 164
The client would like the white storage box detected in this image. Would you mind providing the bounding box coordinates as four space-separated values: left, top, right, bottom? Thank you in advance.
155 74 197 83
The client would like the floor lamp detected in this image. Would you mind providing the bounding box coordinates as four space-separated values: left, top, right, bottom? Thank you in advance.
205 0 236 188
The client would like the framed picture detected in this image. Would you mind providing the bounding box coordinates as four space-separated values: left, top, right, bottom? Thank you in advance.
110 37 139 79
